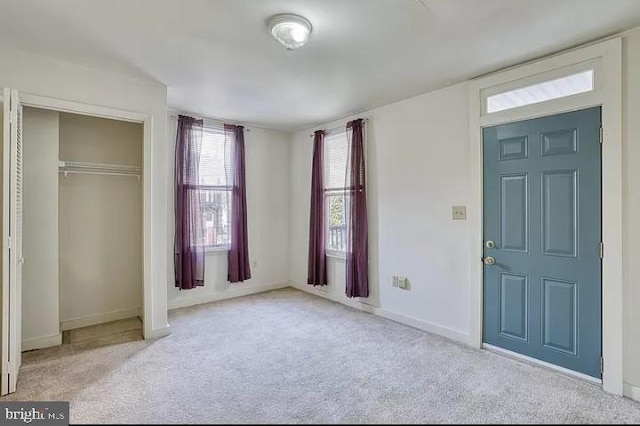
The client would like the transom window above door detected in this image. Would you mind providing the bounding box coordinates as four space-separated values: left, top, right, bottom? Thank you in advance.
481 61 599 115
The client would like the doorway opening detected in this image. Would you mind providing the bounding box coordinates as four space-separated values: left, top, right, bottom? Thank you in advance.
1 89 153 395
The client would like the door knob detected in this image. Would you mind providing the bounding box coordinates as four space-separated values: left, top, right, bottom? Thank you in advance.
483 256 496 266
485 240 495 249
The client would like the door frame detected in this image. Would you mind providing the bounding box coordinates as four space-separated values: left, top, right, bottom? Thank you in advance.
468 37 623 394
17 93 155 340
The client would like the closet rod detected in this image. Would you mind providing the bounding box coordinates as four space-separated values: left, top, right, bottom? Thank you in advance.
59 160 141 172
59 170 141 180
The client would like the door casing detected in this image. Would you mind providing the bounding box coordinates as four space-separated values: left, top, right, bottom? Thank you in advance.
17 93 156 341
468 37 623 394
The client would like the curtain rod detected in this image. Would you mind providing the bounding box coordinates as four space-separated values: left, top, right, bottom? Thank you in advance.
169 114 252 132
309 118 369 137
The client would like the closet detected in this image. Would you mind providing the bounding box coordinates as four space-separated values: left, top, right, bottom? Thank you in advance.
21 108 143 352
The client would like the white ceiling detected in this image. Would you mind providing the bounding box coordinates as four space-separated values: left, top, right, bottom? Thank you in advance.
1 0 640 131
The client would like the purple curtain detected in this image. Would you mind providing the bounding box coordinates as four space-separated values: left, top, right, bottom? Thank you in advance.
308 130 327 286
174 115 205 290
345 119 369 298
226 124 251 283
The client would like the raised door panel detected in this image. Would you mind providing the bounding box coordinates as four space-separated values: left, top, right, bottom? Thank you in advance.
542 278 577 355
499 273 528 341
500 174 528 252
542 170 577 257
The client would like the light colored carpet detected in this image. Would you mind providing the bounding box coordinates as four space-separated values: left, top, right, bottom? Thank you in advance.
3 288 640 424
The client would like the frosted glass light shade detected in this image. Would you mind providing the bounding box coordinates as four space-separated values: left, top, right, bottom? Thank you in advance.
268 14 312 50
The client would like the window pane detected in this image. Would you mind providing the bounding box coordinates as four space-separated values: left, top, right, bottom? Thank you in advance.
200 188 231 247
200 128 232 187
486 70 594 113
324 132 349 190
327 194 349 252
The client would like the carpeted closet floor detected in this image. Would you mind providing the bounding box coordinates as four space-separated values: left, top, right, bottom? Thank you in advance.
3 288 640 424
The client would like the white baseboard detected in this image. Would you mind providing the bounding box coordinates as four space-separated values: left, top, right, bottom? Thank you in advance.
375 306 471 344
144 324 171 340
22 333 62 351
624 382 640 402
61 308 141 331
168 281 290 311
290 281 471 345
291 281 375 309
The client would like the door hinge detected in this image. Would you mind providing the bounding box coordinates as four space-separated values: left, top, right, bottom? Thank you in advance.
7 238 10 250
600 242 604 259
600 127 604 144
600 357 604 374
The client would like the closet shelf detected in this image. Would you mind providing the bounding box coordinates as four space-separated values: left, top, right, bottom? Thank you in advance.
58 161 142 178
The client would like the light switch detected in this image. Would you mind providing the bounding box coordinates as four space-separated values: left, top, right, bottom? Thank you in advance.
452 205 467 220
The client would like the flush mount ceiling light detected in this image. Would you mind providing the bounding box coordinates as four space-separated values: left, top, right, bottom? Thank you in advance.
268 14 312 50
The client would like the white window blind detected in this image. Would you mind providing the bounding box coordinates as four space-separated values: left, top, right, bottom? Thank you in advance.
486 69 594 113
324 131 349 190
199 127 231 187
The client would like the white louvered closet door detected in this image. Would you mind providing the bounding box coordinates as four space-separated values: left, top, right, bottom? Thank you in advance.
1 88 23 395
1 88 10 395
12 89 22 386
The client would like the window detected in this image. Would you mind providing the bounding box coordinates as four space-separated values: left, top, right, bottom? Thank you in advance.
198 127 232 248
486 69 594 113
324 131 350 253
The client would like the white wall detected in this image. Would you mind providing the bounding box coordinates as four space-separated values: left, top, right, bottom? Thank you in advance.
622 26 640 395
167 117 291 309
370 83 471 337
0 45 169 338
290 82 470 341
290 26 640 394
58 113 142 330
22 107 60 350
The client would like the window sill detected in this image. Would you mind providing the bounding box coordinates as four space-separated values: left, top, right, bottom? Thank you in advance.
326 250 346 261
205 246 229 256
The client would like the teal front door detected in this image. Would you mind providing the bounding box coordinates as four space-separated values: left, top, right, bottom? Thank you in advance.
483 107 602 378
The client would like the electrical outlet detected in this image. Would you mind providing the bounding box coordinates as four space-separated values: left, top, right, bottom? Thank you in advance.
392 276 398 287
398 277 410 290
452 205 467 220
